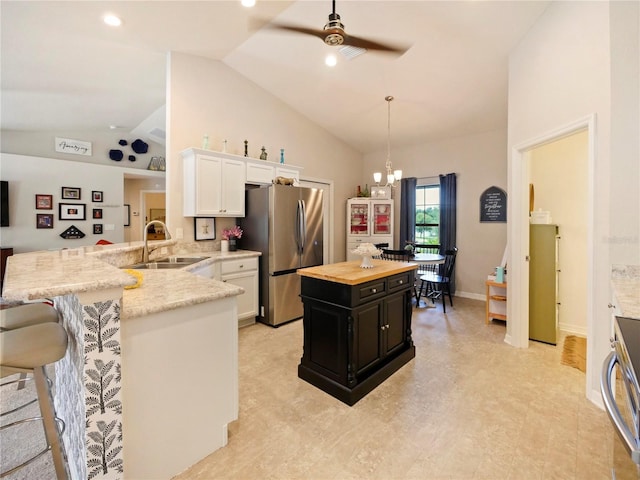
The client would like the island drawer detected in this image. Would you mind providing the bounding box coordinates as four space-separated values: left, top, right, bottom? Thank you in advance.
357 281 387 303
388 272 413 292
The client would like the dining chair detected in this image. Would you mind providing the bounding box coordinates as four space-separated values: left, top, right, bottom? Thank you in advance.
380 248 411 261
415 247 458 313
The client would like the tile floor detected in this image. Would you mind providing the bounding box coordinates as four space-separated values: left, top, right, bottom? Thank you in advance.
175 297 615 480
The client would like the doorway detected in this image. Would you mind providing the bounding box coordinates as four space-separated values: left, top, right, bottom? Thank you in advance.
508 114 596 399
140 191 167 240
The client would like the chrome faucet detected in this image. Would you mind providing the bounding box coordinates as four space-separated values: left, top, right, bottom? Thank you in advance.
142 220 172 263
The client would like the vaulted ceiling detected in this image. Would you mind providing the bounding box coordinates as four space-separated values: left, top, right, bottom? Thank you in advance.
1 1 549 154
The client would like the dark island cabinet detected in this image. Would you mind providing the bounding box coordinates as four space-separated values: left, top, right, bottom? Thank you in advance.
298 270 415 405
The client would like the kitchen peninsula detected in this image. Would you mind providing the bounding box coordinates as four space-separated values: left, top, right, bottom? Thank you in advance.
297 259 418 405
2 242 258 479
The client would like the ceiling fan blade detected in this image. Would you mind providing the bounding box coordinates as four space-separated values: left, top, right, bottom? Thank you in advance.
342 33 409 55
261 20 328 42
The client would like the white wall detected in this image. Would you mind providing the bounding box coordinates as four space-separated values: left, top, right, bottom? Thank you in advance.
1 154 127 252
166 52 363 260
1 129 166 171
363 128 508 298
530 130 589 335
508 1 639 403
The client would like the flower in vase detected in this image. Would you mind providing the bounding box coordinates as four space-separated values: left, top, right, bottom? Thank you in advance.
222 225 243 240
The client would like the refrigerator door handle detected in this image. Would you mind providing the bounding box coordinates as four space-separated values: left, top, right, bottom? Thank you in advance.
296 200 306 254
300 200 306 252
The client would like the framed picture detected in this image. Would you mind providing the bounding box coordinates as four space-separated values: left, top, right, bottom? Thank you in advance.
194 217 216 241
93 208 103 219
92 191 103 202
93 224 103 235
123 204 130 226
35 194 53 210
61 187 81 200
36 213 54 229
59 203 86 220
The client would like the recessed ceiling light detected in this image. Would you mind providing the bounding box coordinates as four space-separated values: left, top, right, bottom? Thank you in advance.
241 0 256 7
103 14 122 27
325 54 337 67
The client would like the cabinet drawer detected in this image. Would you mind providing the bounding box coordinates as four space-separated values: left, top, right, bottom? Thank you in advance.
388 272 412 292
357 281 386 303
221 257 258 275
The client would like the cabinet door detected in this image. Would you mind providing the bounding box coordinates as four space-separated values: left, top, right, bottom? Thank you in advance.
371 200 392 237
220 159 246 217
195 154 223 215
353 301 383 377
347 199 370 237
246 161 274 185
222 271 258 322
383 291 408 356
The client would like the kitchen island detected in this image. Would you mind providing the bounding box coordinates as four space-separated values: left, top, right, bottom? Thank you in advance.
297 259 417 405
2 243 256 479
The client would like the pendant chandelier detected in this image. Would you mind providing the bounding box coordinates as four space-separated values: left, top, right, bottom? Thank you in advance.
373 95 402 187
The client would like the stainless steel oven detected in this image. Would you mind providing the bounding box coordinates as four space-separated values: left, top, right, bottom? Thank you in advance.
601 316 640 479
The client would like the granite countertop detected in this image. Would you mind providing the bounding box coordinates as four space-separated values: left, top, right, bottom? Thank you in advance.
2 249 137 301
120 269 242 320
2 243 260 319
611 265 640 320
298 259 418 286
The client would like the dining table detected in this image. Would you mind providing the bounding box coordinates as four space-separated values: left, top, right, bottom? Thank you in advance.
412 252 445 266
411 253 446 307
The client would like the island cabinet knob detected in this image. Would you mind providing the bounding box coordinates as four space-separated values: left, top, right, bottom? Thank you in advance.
398 280 403 284
371 288 377 293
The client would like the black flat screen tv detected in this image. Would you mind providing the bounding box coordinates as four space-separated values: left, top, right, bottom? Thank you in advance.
1 181 9 227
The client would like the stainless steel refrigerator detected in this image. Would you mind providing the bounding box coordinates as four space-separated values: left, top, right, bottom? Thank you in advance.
240 184 323 327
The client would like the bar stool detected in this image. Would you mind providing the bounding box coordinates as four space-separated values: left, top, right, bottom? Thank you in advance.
0 302 60 399
0 302 59 331
1 322 70 479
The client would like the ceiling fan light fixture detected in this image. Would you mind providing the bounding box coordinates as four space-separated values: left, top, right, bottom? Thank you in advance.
103 14 122 27
325 54 337 67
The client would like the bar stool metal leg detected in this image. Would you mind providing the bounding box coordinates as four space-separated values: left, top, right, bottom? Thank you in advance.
33 366 69 480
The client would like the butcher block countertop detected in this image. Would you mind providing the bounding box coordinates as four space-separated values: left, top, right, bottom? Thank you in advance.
298 259 418 286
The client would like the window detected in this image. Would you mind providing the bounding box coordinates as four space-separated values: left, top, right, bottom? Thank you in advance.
415 184 440 245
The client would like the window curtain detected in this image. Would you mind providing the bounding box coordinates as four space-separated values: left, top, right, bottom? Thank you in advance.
399 177 417 250
439 173 457 292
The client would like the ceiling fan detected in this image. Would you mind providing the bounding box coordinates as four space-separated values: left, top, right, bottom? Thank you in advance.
259 0 409 55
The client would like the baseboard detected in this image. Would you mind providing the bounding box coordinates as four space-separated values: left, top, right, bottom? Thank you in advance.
559 322 587 336
455 291 485 301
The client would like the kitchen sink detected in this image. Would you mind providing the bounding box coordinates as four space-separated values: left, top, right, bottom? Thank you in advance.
122 256 209 270
154 256 209 263
123 262 190 270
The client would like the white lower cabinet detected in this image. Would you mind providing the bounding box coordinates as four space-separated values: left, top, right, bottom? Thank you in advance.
218 257 259 327
191 257 259 327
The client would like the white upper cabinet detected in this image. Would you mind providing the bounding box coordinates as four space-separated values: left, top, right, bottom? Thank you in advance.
182 147 303 216
183 149 246 217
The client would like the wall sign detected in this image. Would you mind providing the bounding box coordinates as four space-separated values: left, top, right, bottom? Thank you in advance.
55 137 92 156
480 186 507 223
